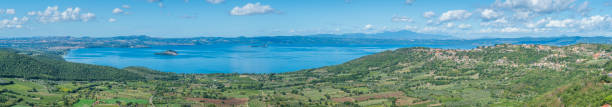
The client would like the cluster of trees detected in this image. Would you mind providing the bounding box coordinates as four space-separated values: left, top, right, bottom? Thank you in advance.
0 49 145 81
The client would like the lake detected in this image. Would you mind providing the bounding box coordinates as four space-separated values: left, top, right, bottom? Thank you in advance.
64 44 476 73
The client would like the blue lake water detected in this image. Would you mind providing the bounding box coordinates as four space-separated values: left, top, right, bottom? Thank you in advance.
64 44 476 73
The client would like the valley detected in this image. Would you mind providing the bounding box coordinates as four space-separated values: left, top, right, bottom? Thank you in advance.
1 44 612 106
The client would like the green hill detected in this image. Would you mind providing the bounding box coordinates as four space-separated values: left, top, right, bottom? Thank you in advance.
269 44 612 106
0 48 147 81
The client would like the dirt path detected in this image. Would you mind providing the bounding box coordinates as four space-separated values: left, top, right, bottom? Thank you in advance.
149 96 155 107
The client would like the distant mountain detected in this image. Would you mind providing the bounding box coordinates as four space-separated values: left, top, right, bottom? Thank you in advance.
311 30 457 40
111 35 153 40
3 32 612 53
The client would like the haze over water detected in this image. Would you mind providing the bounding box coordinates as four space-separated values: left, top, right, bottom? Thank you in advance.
64 44 475 73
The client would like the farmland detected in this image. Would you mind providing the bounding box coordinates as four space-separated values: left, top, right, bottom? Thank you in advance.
2 44 612 106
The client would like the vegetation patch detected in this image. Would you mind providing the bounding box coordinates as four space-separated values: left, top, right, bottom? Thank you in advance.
185 97 249 106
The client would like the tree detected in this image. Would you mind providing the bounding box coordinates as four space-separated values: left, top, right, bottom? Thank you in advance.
116 101 122 107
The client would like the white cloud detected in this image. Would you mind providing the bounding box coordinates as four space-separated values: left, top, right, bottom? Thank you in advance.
533 28 552 32
423 11 435 18
526 18 548 28
525 17 575 29
27 11 36 15
545 19 574 28
576 15 612 30
481 9 502 20
206 0 225 4
80 13 95 22
405 0 415 5
5 9 15 15
481 17 509 27
158 3 164 8
426 20 435 24
230 2 274 16
500 27 528 33
122 5 130 9
391 16 413 22
524 16 612 30
439 10 472 22
28 6 96 23
494 0 577 13
112 8 124 14
364 24 374 30
0 17 29 29
479 28 495 33
445 23 455 28
108 18 116 22
457 24 472 29
493 0 589 20
513 11 532 20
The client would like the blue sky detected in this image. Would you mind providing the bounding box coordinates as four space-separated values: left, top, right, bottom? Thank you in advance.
0 0 611 38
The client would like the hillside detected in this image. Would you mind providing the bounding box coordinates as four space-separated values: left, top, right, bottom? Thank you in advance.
0 48 176 81
265 44 612 106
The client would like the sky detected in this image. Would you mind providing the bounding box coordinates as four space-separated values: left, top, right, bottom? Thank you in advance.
0 0 612 38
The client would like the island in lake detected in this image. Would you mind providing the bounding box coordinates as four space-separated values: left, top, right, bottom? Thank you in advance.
249 43 268 48
155 50 178 56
